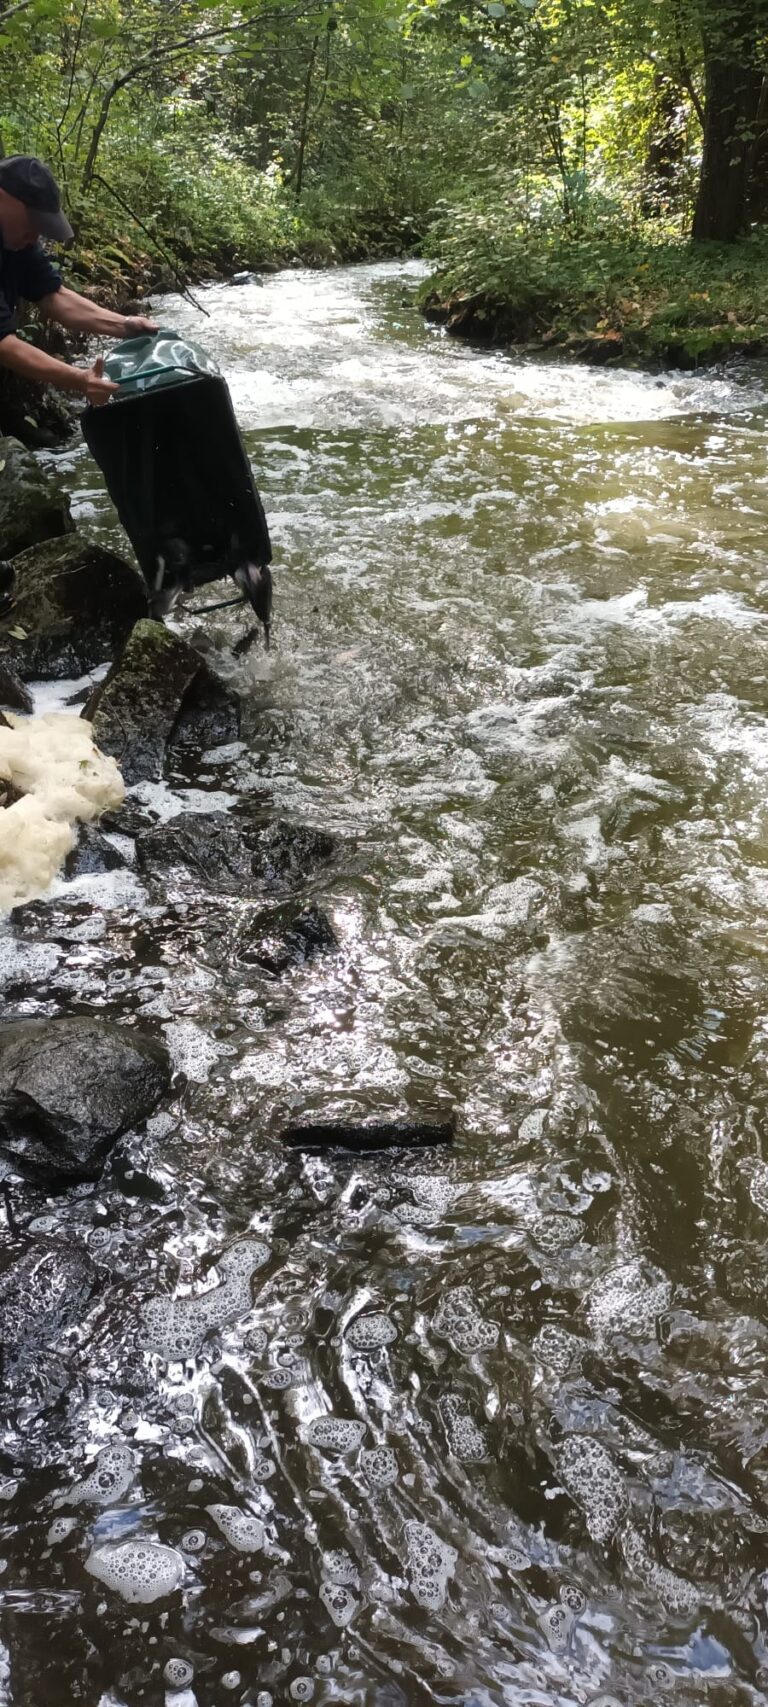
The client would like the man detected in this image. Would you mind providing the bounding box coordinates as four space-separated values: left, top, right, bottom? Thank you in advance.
0 155 157 406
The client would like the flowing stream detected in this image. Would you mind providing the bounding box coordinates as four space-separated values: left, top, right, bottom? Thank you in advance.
3 260 768 1704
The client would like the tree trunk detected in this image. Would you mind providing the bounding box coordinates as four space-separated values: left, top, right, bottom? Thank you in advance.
692 40 762 240
293 34 319 198
642 74 685 217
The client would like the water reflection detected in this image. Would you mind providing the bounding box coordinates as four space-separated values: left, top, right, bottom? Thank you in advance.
3 262 768 1703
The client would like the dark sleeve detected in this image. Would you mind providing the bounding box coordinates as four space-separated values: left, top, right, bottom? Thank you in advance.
19 242 62 303
0 287 15 342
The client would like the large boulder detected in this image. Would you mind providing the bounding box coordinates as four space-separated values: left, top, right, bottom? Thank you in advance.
83 619 240 784
0 536 147 682
0 660 32 714
0 436 73 558
0 1016 171 1182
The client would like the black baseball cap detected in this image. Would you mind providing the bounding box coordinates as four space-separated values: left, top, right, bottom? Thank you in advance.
0 155 73 243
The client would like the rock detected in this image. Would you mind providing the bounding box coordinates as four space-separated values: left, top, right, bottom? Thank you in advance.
0 1016 171 1181
136 813 335 894
0 1237 97 1375
64 825 129 879
257 819 335 886
0 660 32 714
136 811 256 887
83 619 240 784
0 437 73 558
0 536 147 682
243 902 338 974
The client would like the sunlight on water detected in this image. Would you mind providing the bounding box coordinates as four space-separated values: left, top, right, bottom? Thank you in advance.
4 261 768 1705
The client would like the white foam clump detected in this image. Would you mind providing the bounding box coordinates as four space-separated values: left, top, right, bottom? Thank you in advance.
622 1523 698 1615
439 1396 487 1462
319 1580 358 1628
322 1549 359 1585
52 1443 135 1509
0 713 124 912
432 1286 499 1356
557 1435 628 1542
207 1504 264 1553
140 1238 271 1361
360 1446 398 1489
585 1258 671 1342
534 1324 584 1375
345 1312 397 1351
47 1516 78 1545
163 1658 194 1688
305 1416 366 1453
85 1538 185 1604
405 1520 457 1611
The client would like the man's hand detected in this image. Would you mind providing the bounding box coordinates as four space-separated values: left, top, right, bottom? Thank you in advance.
120 315 158 337
80 356 118 406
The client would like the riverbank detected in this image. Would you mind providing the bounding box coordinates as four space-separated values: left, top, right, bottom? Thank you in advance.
420 226 768 369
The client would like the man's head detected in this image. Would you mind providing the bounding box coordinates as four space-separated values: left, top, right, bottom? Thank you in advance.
0 156 73 250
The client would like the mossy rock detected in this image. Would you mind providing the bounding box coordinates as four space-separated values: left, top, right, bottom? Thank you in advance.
0 535 147 682
83 618 240 784
0 436 73 559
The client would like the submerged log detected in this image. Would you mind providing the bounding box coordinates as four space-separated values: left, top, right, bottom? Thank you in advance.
282 1118 454 1153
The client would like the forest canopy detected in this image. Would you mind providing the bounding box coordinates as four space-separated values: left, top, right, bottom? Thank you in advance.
1 0 767 357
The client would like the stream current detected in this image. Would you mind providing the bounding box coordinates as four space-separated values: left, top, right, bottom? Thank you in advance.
3 261 768 1704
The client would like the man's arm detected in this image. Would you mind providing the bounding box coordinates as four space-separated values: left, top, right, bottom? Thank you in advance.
0 331 117 404
39 286 157 339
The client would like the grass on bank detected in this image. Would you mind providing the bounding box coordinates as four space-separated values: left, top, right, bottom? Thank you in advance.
421 213 768 364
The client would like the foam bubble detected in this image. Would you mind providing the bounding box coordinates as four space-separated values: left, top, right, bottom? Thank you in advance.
245 1326 268 1354
289 1682 314 1703
557 1435 628 1542
207 1505 264 1553
319 1581 358 1628
404 1520 457 1611
534 1324 584 1374
530 1213 584 1252
180 1529 206 1553
538 1602 574 1653
221 1672 241 1691
0 1481 18 1502
622 1524 698 1615
305 1417 366 1453
253 1455 276 1481
322 1549 359 1585
559 1583 586 1613
140 1238 270 1360
439 1395 487 1462
432 1286 499 1356
47 1516 77 1545
361 1446 398 1489
345 1312 397 1351
585 1258 671 1342
53 1444 135 1509
256 1696 273 1707
261 1368 294 1389
85 1540 185 1604
163 1659 194 1687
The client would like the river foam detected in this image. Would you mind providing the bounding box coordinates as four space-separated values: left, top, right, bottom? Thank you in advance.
0 712 124 911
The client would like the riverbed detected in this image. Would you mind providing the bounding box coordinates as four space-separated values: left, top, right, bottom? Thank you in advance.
3 260 768 1705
